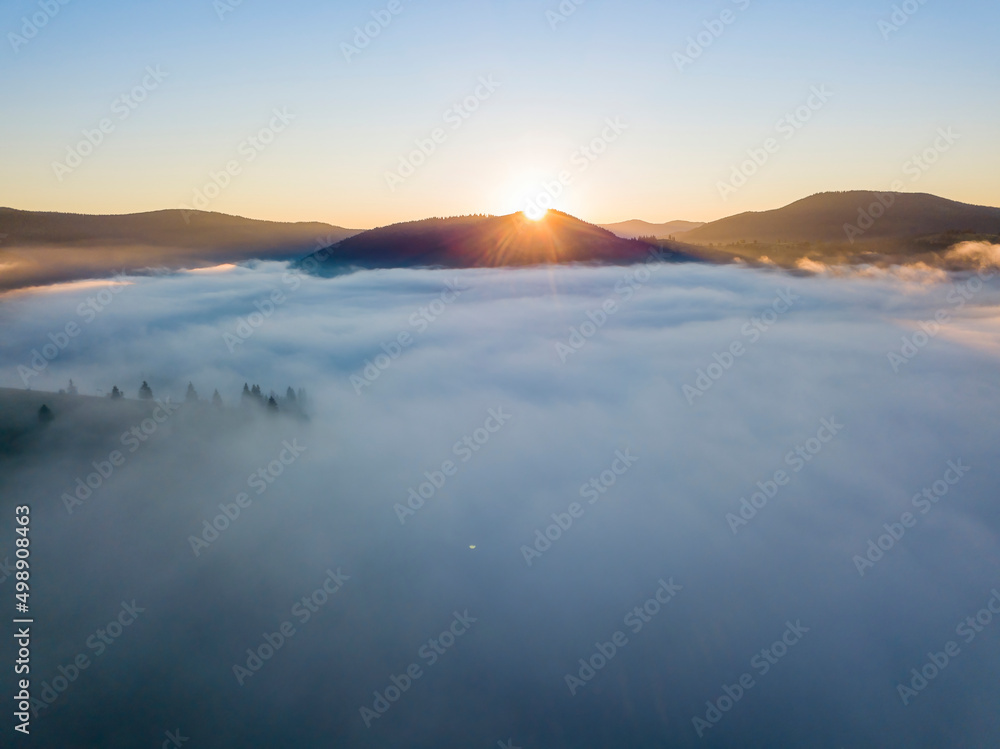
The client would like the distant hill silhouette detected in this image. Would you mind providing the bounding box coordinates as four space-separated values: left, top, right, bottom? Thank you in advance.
0 208 359 291
305 211 691 272
599 219 704 239
684 192 1000 245
5 192 998 291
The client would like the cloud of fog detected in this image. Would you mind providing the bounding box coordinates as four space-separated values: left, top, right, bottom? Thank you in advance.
946 241 1000 270
1 261 999 747
794 256 950 285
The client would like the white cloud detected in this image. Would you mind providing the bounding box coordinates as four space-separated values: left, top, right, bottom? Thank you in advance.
3 261 1000 745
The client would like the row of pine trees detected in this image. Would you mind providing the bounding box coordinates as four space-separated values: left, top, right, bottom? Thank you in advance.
239 383 307 413
56 379 307 413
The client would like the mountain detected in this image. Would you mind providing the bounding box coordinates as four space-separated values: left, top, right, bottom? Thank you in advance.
5 192 996 293
0 208 360 291
599 219 704 239
684 192 1000 245
304 211 690 273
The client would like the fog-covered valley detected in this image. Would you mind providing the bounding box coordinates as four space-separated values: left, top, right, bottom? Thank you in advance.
1 258 999 747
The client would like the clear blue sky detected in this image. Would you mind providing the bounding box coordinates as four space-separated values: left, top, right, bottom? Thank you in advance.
1 0 997 227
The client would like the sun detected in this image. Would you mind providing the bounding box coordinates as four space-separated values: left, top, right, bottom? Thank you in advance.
496 169 557 220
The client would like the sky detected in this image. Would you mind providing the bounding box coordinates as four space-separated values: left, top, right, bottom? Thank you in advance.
1 0 998 228
2 260 1000 745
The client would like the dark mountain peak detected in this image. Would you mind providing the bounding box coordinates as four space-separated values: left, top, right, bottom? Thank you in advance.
306 210 671 272
0 207 361 291
0 206 357 247
684 192 1000 244
598 219 704 239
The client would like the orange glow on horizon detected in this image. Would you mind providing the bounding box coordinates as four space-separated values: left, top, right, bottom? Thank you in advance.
184 264 239 274
3 277 134 297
